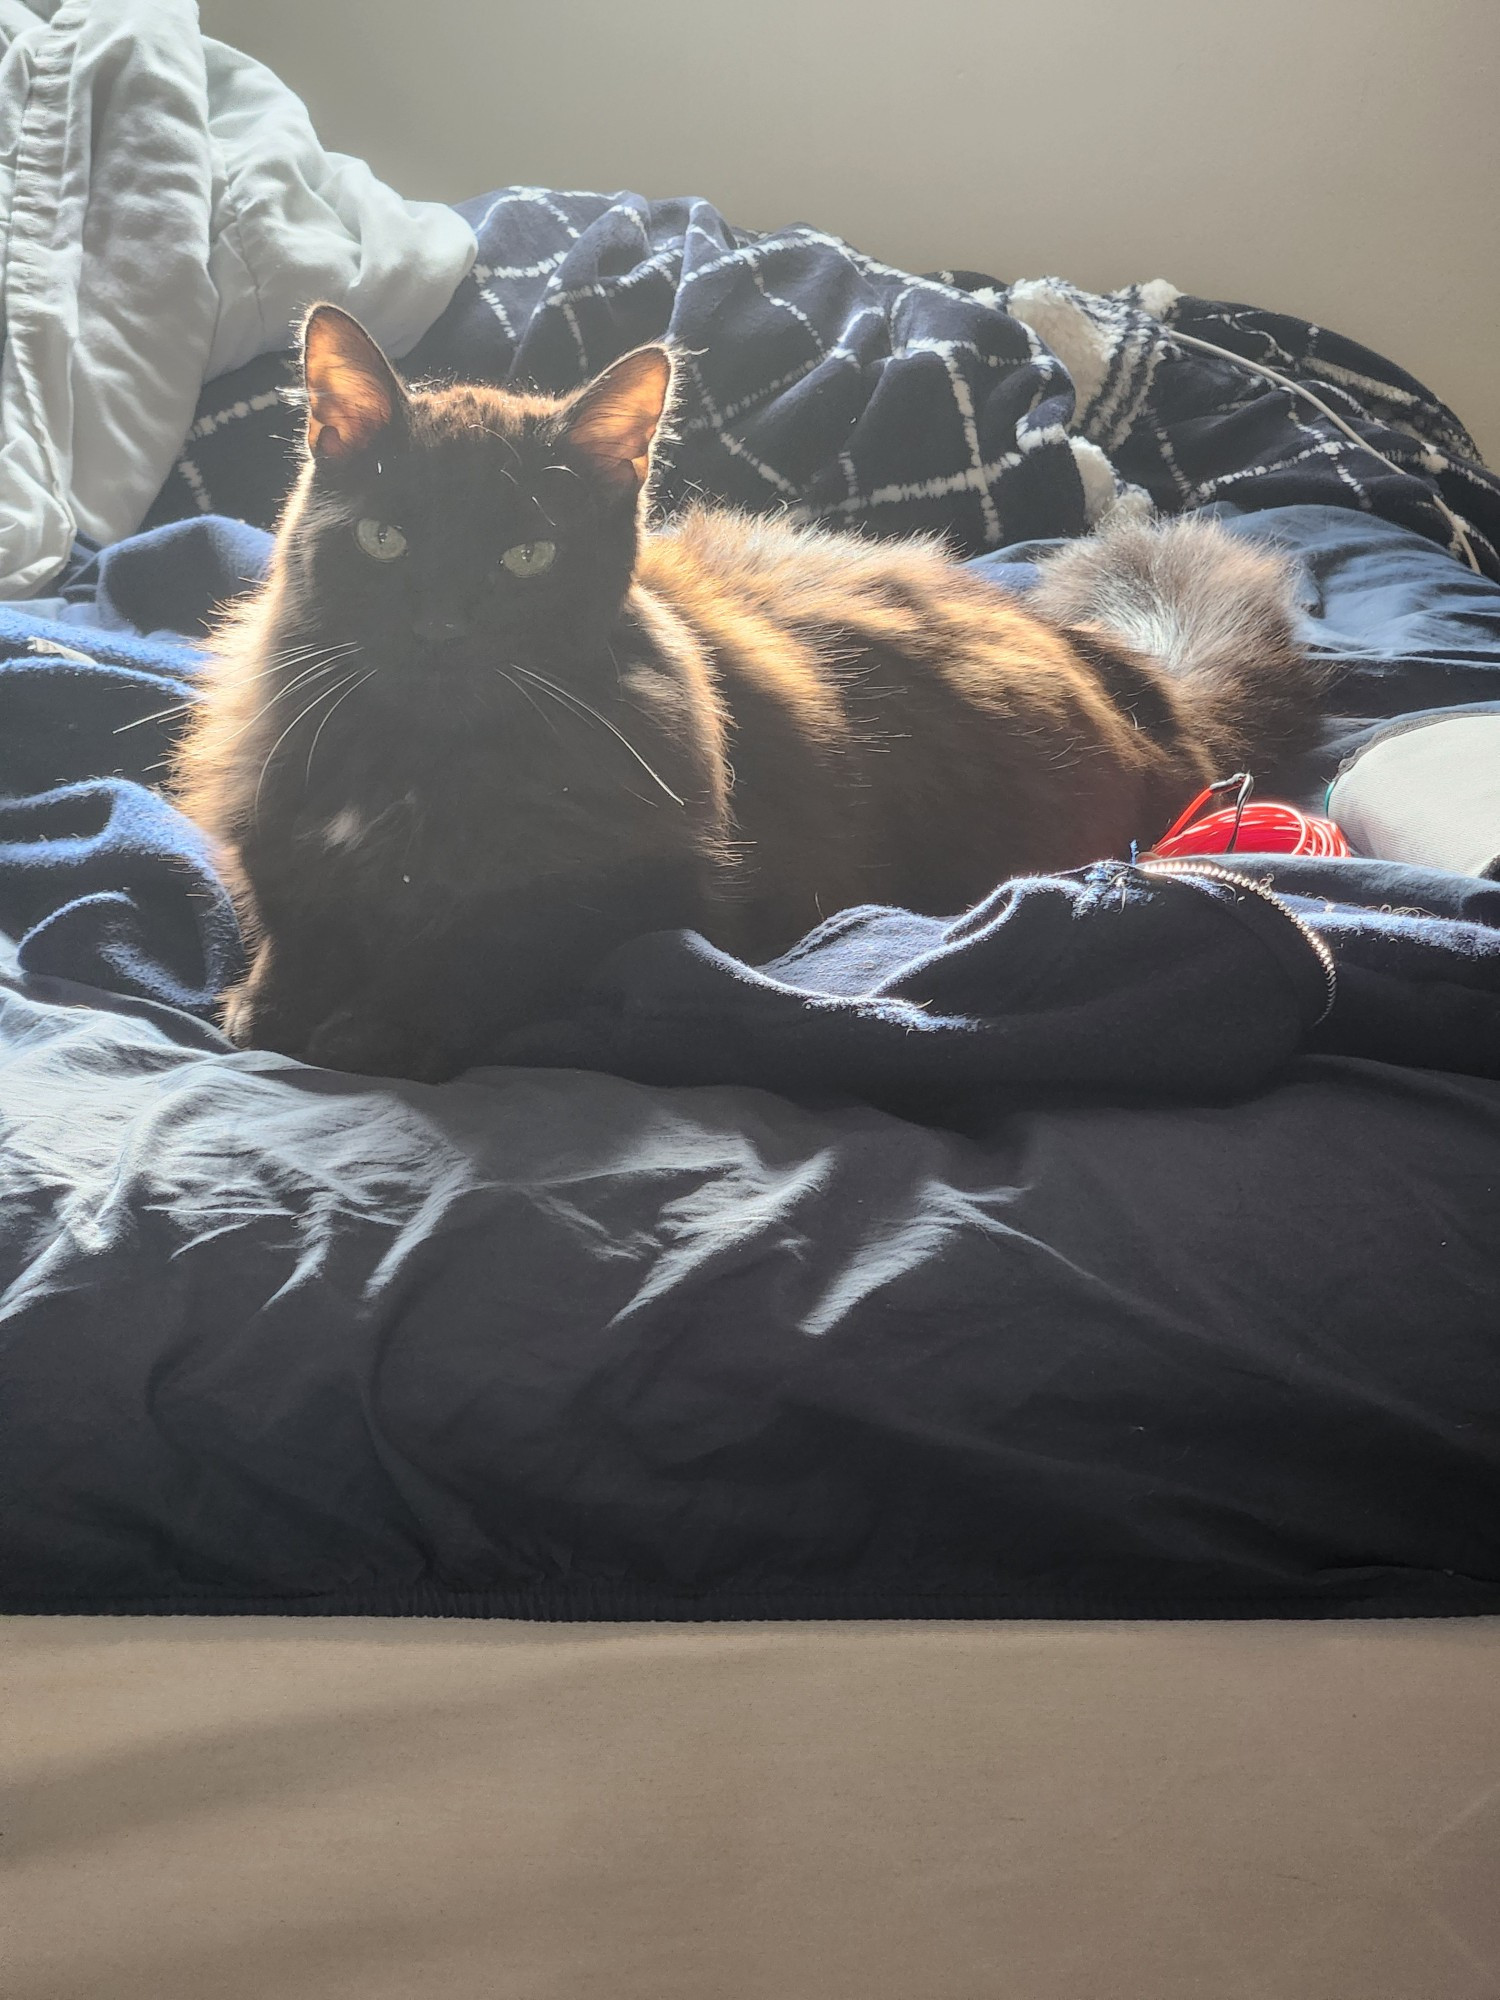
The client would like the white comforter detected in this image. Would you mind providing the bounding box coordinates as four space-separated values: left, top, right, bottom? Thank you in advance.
0 0 476 596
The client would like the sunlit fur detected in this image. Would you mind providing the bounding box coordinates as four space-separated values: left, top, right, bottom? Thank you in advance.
172 310 1317 1082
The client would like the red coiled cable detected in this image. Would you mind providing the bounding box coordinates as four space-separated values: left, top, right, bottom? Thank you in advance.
1147 773 1350 860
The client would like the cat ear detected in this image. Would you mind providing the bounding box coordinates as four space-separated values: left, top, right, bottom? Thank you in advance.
557 346 673 495
301 305 408 462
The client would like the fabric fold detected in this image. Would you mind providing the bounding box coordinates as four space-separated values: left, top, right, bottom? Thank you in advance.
0 0 474 597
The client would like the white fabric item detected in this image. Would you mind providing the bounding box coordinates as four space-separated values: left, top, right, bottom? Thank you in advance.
1329 711 1500 879
0 0 475 597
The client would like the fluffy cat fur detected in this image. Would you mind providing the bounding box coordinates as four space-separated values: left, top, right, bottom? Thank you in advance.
172 305 1317 1082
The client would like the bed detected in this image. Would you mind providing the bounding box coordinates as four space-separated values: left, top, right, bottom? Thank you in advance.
3 176 1500 1992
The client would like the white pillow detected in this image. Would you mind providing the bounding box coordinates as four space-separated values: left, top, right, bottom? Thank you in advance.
1329 711 1500 880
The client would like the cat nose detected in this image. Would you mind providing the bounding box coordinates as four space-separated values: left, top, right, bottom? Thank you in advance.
412 609 471 645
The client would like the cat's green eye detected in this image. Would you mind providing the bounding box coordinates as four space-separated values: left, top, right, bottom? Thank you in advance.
355 518 407 562
501 539 557 578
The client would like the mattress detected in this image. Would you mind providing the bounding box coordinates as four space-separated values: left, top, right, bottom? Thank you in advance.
7 1614 1499 2000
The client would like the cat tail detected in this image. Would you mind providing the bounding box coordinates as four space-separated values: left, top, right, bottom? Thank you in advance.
1027 512 1322 775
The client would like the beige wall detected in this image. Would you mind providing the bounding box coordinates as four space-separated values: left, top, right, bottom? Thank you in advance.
202 0 1499 464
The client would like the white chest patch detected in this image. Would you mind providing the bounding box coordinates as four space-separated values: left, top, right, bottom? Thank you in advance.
322 806 367 851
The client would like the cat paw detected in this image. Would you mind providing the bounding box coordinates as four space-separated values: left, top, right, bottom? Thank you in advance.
304 1007 458 1083
218 983 259 1047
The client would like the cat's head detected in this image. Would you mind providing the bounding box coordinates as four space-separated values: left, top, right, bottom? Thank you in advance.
277 305 675 672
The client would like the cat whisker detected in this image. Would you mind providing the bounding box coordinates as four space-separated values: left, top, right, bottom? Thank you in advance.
265 649 358 677
494 666 562 741
236 648 364 740
240 638 355 675
263 649 363 706
219 640 362 697
509 665 685 807
268 635 358 659
114 699 198 734
252 668 370 822
305 669 379 786
262 640 362 678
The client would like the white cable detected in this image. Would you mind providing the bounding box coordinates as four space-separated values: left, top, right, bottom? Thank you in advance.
1168 328 1484 575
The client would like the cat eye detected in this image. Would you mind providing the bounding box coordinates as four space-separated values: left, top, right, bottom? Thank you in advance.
501 539 557 577
355 519 407 562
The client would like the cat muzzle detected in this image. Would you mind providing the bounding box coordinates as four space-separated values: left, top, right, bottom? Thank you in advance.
412 609 472 646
